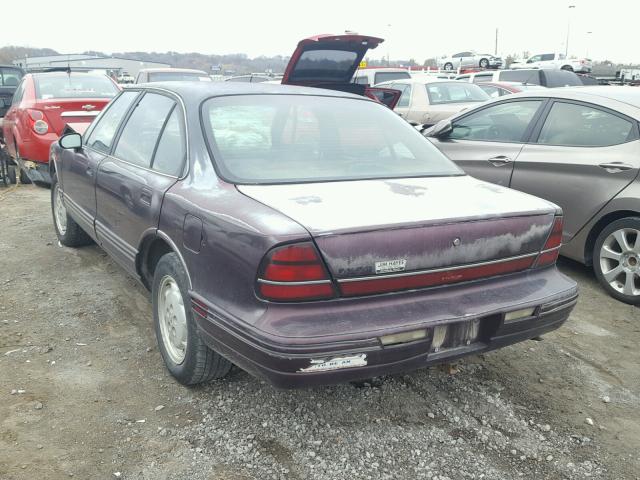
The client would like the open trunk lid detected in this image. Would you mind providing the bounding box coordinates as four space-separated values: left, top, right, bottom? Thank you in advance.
239 176 559 281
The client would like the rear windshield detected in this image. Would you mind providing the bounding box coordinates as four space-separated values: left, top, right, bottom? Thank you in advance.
202 94 462 184
0 67 23 87
148 72 211 82
543 70 583 87
288 49 358 82
374 71 411 84
35 75 118 99
499 70 541 84
425 82 489 105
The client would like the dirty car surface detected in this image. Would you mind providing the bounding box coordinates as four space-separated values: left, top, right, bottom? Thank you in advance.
50 82 578 388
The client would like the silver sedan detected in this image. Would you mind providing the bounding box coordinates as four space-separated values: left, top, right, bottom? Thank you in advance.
426 87 640 304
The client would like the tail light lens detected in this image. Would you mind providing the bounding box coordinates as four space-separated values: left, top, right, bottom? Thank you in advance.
28 109 49 135
536 216 563 267
257 242 334 301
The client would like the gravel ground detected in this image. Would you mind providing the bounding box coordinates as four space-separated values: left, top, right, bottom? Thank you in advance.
1 185 639 480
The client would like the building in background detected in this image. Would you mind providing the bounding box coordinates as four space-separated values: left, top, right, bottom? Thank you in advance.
13 54 170 77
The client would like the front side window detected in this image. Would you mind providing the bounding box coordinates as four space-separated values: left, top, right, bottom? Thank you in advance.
35 74 118 99
449 100 543 142
374 71 410 84
152 108 186 176
540 54 555 61
85 91 139 153
114 93 176 168
0 67 23 87
202 94 462 184
538 102 634 147
425 82 488 105
289 50 358 82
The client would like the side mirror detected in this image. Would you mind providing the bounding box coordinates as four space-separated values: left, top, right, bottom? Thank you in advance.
425 120 453 138
59 132 82 150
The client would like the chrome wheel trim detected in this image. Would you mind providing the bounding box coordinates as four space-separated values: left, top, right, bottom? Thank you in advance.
158 275 188 364
53 183 68 235
600 228 640 297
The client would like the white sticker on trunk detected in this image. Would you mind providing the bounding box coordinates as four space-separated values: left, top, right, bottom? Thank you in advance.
299 354 367 373
375 259 407 274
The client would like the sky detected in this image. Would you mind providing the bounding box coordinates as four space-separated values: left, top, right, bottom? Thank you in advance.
4 0 640 64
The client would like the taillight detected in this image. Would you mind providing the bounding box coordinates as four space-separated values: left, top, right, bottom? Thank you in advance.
257 242 334 301
535 216 563 267
27 109 49 135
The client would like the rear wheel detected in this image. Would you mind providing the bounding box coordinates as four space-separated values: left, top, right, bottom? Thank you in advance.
152 253 232 385
51 173 92 247
443 62 454 71
593 217 640 304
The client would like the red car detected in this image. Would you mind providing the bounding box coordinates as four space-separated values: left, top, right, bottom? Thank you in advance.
476 81 546 98
2 71 120 184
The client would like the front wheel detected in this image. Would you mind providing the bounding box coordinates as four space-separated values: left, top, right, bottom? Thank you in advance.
593 217 640 304
51 173 92 247
561 65 574 71
479 58 489 68
152 253 232 385
443 62 454 71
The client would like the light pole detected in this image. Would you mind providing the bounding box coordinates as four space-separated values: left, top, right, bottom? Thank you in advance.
586 31 593 58
565 5 576 57
386 24 392 66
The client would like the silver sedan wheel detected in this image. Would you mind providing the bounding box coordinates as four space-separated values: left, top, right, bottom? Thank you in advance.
599 228 640 297
53 183 67 235
158 275 188 364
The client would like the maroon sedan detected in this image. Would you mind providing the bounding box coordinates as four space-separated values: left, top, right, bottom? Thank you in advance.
477 81 547 98
49 82 577 388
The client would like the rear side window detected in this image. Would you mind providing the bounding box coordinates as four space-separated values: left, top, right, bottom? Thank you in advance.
152 108 186 176
395 84 412 107
537 102 634 147
114 93 176 167
85 91 139 153
354 76 369 85
374 71 410 84
35 74 118 99
288 50 357 82
499 70 541 84
449 100 543 142
540 54 555 61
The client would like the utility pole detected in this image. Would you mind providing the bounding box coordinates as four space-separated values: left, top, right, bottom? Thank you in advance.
565 5 576 57
495 28 498 56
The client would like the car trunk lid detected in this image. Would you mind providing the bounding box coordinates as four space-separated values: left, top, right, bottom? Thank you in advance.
239 176 559 287
37 98 109 135
282 34 383 88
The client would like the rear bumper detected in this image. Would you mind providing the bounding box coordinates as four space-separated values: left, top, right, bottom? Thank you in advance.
193 267 578 389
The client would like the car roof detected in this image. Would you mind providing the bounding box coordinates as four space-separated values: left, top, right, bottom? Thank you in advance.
132 81 370 104
29 71 110 78
139 68 208 74
378 78 465 86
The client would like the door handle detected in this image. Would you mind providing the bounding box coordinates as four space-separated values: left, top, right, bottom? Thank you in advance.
598 162 634 173
140 188 152 206
487 156 513 167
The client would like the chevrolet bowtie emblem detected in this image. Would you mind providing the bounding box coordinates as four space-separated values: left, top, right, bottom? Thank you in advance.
82 104 96 110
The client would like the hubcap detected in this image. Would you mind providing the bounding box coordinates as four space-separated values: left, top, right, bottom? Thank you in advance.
158 275 187 364
600 228 640 297
53 184 67 235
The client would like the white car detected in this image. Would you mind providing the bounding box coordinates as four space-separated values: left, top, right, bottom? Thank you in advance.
437 52 503 71
376 78 489 127
353 68 411 86
509 53 592 73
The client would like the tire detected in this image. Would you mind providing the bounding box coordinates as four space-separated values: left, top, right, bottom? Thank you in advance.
7 165 16 184
443 62 454 71
561 65 574 71
479 58 489 68
593 217 640 305
152 253 232 385
51 173 93 247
